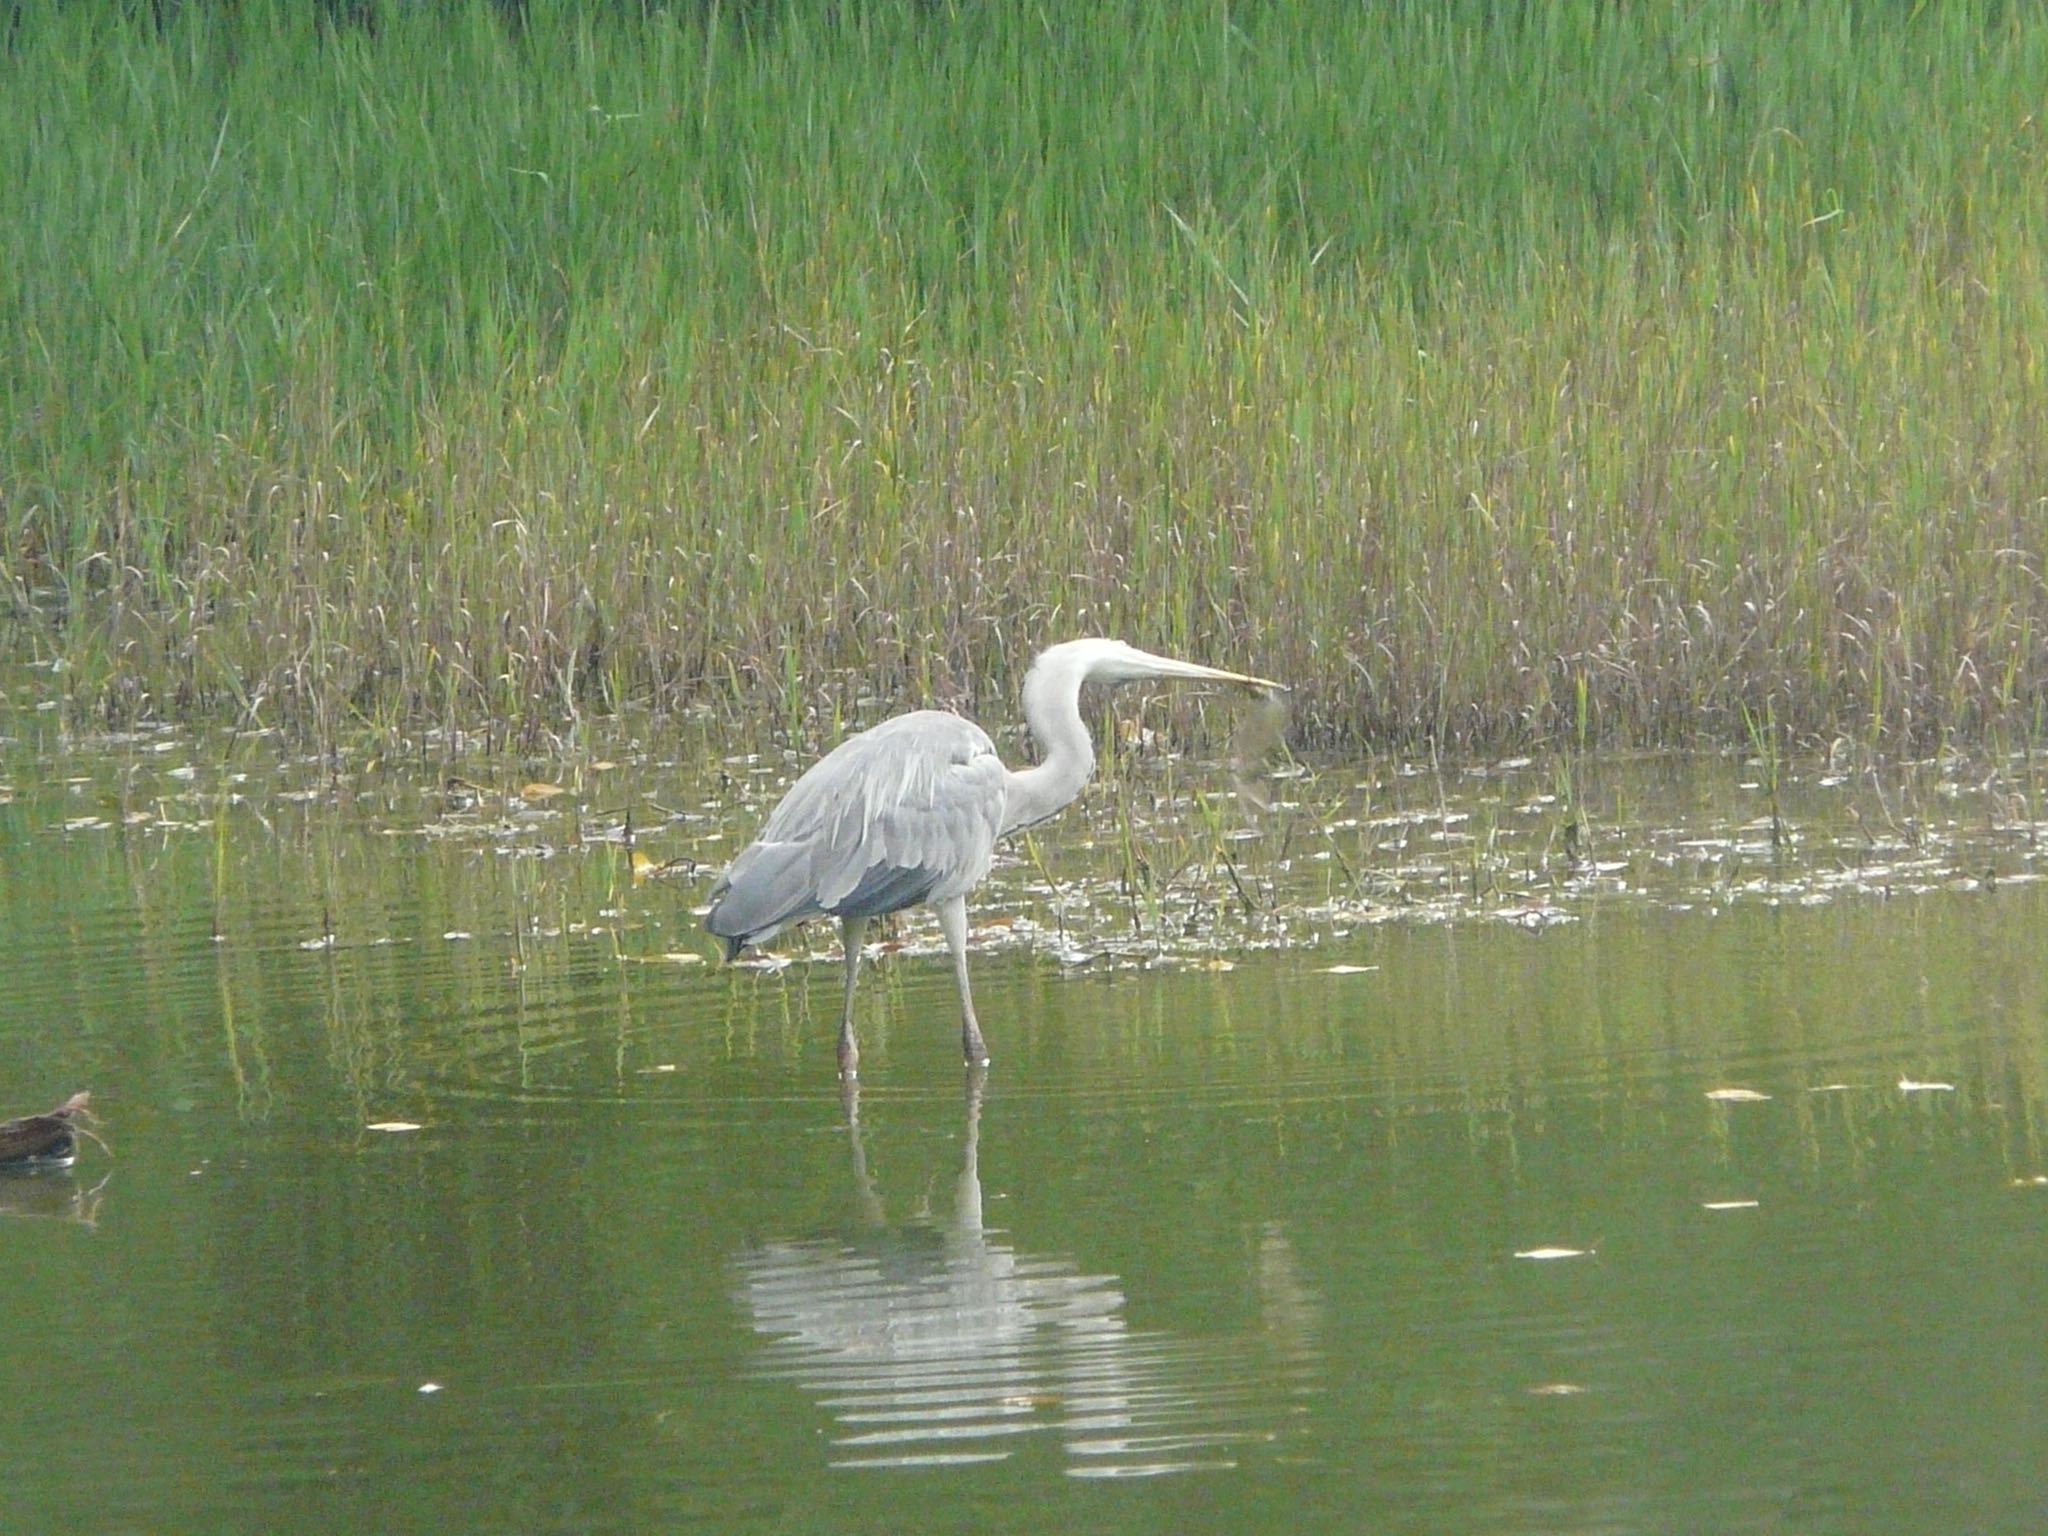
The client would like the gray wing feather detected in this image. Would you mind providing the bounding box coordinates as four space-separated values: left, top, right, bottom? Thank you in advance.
705 712 1007 951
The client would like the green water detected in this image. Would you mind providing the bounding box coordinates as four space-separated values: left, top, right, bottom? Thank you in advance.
4 720 2048 1533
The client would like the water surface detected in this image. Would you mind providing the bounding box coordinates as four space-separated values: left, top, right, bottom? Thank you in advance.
4 717 2047 1533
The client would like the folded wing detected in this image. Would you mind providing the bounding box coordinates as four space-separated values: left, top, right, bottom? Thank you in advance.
705 712 1008 955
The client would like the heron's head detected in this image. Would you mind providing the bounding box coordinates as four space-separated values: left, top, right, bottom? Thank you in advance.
1029 638 1286 694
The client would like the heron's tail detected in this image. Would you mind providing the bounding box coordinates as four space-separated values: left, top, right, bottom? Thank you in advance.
703 878 752 961
703 843 818 958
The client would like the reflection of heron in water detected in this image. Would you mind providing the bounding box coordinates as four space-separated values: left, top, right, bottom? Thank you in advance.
734 1073 1320 1476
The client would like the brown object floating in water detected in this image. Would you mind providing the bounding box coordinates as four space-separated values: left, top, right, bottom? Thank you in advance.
0 1092 98 1169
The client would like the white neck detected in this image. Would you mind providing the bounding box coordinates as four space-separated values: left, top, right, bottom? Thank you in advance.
1000 648 1099 834
996 637 1275 836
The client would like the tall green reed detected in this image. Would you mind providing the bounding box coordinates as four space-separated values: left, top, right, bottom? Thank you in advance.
2 0 2044 754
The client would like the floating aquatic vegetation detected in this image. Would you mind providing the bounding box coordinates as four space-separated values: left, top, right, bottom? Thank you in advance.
11 711 2047 991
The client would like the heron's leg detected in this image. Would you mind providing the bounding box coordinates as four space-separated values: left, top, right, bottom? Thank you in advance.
838 915 868 1080
956 1062 987 1234
840 1075 885 1228
936 896 990 1067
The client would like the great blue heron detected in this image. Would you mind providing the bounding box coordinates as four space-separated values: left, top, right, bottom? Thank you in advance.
705 638 1284 1076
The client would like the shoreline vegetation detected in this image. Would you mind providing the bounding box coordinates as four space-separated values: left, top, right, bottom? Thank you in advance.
3 0 2046 756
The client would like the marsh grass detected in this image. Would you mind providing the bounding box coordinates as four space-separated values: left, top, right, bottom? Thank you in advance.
3 0 2046 754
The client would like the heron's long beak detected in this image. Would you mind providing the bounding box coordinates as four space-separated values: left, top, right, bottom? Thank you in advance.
1129 648 1289 693
1205 664 1289 693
